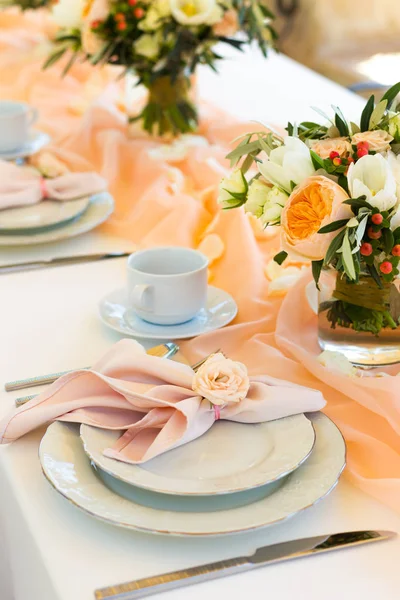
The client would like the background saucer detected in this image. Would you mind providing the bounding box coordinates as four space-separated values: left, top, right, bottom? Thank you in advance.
0 130 50 161
98 285 238 340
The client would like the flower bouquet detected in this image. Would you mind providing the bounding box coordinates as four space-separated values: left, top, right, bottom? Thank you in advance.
43 0 276 137
218 82 400 365
0 0 53 7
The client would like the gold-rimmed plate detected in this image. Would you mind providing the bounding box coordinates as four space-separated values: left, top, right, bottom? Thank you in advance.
39 413 346 537
80 415 315 496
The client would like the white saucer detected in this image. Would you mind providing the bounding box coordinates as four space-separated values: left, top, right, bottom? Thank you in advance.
0 197 90 232
0 130 50 161
98 286 238 340
80 415 315 496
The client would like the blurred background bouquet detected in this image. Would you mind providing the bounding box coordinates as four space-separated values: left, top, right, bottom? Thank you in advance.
31 0 277 137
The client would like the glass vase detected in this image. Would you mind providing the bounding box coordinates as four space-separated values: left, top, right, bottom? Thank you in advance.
127 72 198 138
318 268 400 366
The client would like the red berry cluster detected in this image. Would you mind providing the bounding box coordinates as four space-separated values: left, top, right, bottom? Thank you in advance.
359 209 400 278
91 1 145 34
328 151 354 168
356 141 369 159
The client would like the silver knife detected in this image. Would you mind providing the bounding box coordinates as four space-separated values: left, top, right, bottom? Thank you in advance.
94 530 395 600
6 342 179 394
0 251 132 274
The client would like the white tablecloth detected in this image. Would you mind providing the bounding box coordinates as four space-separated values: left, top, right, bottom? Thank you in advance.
1 48 400 600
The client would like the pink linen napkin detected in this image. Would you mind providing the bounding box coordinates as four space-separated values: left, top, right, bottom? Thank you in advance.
0 340 326 464
0 160 107 210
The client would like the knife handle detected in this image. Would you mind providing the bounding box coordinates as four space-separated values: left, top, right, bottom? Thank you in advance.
6 343 179 393
95 557 249 600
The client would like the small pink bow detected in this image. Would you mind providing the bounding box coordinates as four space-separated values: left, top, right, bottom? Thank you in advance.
0 159 107 210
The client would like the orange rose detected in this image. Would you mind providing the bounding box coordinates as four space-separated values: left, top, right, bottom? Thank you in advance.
310 137 351 159
280 176 352 260
351 130 393 152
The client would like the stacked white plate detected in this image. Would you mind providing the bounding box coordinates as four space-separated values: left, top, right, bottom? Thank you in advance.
0 193 114 246
40 410 346 537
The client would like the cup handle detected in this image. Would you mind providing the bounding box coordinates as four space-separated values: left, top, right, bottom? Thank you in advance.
131 284 154 312
28 107 38 127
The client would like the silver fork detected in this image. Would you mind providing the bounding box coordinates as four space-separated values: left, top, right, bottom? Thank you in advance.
13 349 221 408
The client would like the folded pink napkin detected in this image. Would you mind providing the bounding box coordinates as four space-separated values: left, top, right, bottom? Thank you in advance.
0 340 326 464
0 160 107 210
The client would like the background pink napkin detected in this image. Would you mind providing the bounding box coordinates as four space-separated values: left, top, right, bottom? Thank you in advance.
0 160 107 210
0 340 325 464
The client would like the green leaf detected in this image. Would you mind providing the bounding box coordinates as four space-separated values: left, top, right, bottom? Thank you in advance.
360 95 375 132
341 232 356 280
257 135 272 156
381 82 400 109
324 229 346 265
382 228 395 254
369 99 388 129
338 174 350 195
342 196 373 212
355 215 368 248
225 140 263 166
312 260 324 289
318 219 349 234
43 47 67 70
311 106 334 125
366 263 383 288
350 121 361 134
332 105 349 136
274 251 288 265
310 150 325 170
287 122 294 136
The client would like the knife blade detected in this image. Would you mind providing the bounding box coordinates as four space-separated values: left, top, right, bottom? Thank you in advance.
94 530 395 600
0 251 132 274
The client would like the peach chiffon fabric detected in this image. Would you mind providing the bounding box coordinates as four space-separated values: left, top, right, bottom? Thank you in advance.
1 9 400 512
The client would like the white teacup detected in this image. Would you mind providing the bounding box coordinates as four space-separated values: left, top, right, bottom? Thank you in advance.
128 247 209 325
0 101 38 153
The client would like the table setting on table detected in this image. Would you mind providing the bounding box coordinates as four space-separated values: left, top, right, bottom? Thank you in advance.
1 3 400 600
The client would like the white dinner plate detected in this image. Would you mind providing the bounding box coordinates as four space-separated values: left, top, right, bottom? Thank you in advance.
0 192 114 246
80 415 315 496
39 413 346 537
0 197 90 232
0 130 50 161
98 286 237 340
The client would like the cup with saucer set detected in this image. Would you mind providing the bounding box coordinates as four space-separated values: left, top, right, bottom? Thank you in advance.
98 247 238 339
0 100 50 162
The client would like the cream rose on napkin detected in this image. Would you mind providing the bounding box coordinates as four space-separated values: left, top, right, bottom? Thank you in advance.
192 353 250 406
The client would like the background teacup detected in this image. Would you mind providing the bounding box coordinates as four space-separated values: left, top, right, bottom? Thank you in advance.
128 247 209 325
0 101 38 153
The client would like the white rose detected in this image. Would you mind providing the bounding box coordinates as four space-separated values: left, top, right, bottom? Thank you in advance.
170 0 222 26
258 136 315 194
261 187 289 224
134 34 160 60
317 351 357 377
192 353 250 406
52 0 86 29
347 153 397 211
244 179 270 218
218 168 248 208
139 0 171 31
